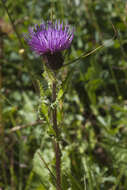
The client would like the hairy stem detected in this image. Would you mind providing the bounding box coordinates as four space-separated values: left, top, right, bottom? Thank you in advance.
52 81 62 190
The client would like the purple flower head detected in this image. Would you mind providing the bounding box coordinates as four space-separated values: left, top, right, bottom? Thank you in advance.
25 20 74 55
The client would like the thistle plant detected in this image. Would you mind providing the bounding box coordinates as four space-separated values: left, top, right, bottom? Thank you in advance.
25 20 74 190
25 20 74 70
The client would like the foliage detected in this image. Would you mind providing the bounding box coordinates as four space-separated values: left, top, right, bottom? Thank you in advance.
1 0 127 189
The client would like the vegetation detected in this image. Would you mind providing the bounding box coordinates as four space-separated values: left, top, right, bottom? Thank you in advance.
1 0 127 189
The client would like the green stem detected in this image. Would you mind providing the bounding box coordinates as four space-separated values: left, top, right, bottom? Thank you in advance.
0 26 8 187
52 81 62 190
62 45 104 68
1 0 23 48
108 63 121 98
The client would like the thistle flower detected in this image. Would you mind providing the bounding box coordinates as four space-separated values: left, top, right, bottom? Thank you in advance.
25 20 74 70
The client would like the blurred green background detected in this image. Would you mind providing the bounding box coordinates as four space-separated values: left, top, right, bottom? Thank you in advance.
1 0 127 189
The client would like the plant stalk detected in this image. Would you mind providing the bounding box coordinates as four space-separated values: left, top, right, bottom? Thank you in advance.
52 81 62 190
0 25 8 186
